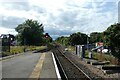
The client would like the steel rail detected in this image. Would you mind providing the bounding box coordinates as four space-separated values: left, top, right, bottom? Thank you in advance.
53 51 68 80
56 47 92 80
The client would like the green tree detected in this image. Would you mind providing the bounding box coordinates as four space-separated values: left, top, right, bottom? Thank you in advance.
62 37 69 46
89 32 103 43
55 36 69 46
15 19 44 46
69 32 87 46
103 23 120 64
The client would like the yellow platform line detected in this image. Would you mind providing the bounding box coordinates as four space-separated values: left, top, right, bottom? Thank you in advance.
29 53 46 80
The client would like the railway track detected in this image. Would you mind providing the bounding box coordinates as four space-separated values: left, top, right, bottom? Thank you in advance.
52 45 92 80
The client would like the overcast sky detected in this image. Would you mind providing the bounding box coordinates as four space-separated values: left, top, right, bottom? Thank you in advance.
0 0 119 39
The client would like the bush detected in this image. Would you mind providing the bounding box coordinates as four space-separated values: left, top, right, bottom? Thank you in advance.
10 46 24 55
91 52 118 65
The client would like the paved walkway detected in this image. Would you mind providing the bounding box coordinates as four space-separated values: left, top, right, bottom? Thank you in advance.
1 51 60 79
29 52 60 79
39 52 58 78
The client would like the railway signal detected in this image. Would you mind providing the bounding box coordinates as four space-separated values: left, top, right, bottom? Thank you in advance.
44 33 50 51
44 33 49 38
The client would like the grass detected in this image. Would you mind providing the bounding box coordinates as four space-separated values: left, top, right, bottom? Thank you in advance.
2 46 46 57
10 46 24 55
67 46 75 52
85 51 118 65
67 46 118 65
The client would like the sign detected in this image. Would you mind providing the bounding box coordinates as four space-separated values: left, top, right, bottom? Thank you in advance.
96 43 103 47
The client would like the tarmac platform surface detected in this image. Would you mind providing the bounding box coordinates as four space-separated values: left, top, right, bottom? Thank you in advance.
1 51 60 79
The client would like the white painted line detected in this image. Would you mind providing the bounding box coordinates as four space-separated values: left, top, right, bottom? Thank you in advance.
52 52 61 79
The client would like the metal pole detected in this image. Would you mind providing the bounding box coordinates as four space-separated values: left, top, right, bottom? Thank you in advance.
23 28 26 52
24 38 25 52
8 34 10 52
87 35 89 51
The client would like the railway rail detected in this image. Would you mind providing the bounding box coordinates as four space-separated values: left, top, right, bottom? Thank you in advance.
52 45 92 80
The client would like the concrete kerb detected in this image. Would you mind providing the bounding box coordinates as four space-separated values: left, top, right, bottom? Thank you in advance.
0 51 33 61
102 70 120 74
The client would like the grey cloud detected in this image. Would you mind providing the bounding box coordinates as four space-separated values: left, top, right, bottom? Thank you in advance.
2 1 47 14
82 2 93 9
2 1 30 11
2 16 25 28
31 6 47 14
49 9 92 31
50 35 59 40
45 24 74 36
1 0 117 39
67 2 93 9
55 11 78 27
54 2 117 34
92 2 117 13
45 8 96 36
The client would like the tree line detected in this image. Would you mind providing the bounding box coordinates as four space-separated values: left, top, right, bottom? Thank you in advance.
55 32 104 46
55 23 120 63
14 19 120 63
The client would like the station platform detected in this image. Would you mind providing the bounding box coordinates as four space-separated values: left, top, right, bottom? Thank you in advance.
29 52 61 79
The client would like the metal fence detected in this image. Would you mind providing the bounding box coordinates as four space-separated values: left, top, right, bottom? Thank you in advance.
0 34 11 57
